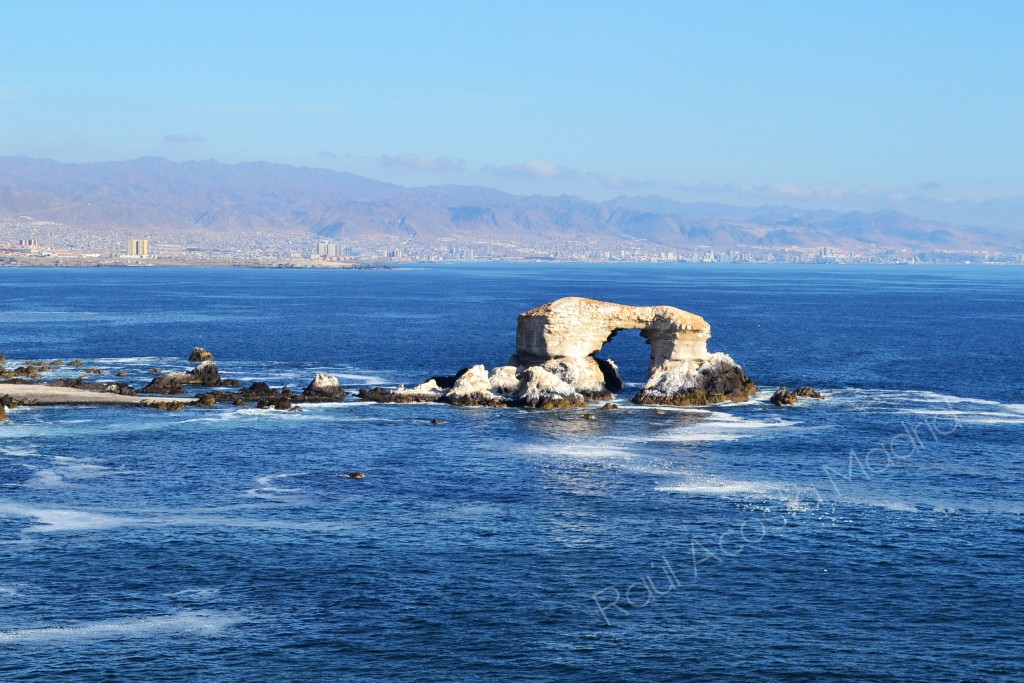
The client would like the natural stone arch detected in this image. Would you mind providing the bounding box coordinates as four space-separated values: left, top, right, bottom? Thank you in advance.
360 296 756 408
512 297 756 405
512 297 712 367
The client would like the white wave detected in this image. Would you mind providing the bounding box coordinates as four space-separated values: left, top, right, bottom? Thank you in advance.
651 411 799 443
163 588 222 600
522 443 636 459
0 501 350 536
0 611 243 643
24 470 68 489
657 478 781 496
245 472 308 500
0 502 126 533
0 446 39 457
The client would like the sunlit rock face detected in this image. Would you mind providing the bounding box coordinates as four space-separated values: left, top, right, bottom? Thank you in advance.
360 297 756 408
513 297 755 406
513 297 711 366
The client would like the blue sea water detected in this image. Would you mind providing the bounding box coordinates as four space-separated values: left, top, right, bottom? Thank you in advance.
0 264 1021 682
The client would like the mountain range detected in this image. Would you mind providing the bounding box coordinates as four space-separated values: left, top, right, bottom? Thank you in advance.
0 156 1018 251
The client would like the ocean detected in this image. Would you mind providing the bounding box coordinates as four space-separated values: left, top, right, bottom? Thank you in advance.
0 264 1021 681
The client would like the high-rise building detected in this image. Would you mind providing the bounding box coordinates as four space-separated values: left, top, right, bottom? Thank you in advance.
128 239 149 257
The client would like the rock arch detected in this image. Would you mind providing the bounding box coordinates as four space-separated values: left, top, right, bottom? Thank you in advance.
511 297 756 405
512 297 712 366
360 297 757 407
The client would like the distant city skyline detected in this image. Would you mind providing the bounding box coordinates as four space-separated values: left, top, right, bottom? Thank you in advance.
2 1 1023 213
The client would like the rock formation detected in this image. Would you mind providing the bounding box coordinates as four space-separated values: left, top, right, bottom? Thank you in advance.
360 296 757 408
303 373 347 400
770 385 824 406
139 359 222 394
189 347 214 362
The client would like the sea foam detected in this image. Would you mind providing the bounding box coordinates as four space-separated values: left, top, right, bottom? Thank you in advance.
0 611 243 643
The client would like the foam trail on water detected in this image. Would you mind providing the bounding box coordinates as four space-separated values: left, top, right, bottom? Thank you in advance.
0 611 243 643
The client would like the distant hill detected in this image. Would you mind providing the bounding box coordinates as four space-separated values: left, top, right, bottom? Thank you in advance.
0 156 1017 251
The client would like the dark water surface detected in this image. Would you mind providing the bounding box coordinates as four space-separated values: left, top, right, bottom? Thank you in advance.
0 264 1021 681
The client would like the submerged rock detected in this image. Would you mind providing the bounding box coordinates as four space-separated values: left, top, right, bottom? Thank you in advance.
794 386 824 399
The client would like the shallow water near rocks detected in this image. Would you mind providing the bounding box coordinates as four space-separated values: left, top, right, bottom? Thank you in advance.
0 264 1021 681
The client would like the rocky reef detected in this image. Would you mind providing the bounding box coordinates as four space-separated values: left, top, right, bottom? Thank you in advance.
360 297 757 408
770 385 824 406
139 360 224 394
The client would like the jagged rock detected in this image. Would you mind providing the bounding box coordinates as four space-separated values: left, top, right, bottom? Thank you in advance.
488 366 520 394
516 366 587 409
303 373 346 399
0 353 6 365
357 387 431 403
537 357 611 399
195 393 217 407
634 354 758 406
431 418 445 425
601 402 619 410
794 386 824 399
257 397 292 410
190 360 221 386
139 360 221 393
0 403 7 422
138 375 186 394
770 386 800 406
243 381 274 397
596 357 623 392
189 347 214 362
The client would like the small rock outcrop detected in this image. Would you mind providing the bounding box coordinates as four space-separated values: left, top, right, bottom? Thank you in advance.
770 386 800 406
0 403 8 422
303 373 347 400
139 360 221 394
771 385 825 406
359 297 757 408
189 347 214 362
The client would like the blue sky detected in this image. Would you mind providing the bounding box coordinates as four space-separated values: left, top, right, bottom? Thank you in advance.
2 1 1023 210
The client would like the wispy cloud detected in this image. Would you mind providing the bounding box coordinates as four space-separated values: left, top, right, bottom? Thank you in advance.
485 159 577 180
163 133 207 144
586 171 657 191
379 154 465 173
319 150 338 159
669 181 854 205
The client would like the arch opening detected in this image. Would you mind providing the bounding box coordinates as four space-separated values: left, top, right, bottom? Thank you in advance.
594 328 651 394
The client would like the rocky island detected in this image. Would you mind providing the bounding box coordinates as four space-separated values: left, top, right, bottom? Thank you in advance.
360 297 757 408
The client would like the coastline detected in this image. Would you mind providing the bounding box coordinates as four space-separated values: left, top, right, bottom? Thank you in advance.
0 383 196 406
